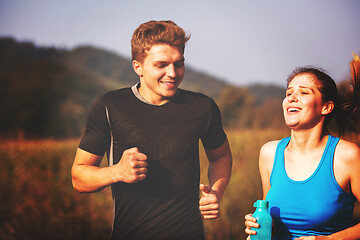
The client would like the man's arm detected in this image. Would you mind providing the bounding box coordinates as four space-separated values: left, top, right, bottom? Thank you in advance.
71 147 147 193
199 139 232 219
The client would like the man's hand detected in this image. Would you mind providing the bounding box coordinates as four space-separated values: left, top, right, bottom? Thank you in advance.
114 147 147 183
71 147 147 193
199 184 220 220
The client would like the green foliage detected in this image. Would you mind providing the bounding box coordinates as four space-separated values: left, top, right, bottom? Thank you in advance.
216 85 287 130
0 38 111 138
0 37 289 139
216 86 255 127
0 38 230 139
247 84 285 105
182 68 227 98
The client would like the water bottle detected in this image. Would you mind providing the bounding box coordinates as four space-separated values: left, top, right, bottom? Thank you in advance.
250 200 272 240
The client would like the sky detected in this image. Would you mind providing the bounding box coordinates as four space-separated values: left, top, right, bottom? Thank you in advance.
1 0 359 87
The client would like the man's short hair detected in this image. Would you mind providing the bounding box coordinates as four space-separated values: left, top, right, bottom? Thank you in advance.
131 20 190 63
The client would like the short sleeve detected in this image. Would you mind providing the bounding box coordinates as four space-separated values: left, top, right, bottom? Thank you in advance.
78 97 110 156
200 98 227 150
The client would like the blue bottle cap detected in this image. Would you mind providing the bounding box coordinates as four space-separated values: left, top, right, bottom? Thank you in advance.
254 200 269 208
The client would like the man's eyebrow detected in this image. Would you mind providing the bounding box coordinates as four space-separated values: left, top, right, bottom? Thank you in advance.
154 58 185 64
153 60 169 66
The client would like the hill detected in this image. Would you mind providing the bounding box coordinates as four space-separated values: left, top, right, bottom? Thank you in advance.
0 37 285 138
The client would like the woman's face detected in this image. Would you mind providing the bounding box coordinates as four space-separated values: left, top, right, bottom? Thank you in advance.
282 73 329 130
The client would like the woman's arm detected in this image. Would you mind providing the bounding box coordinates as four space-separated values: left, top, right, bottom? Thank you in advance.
295 140 360 240
245 140 278 235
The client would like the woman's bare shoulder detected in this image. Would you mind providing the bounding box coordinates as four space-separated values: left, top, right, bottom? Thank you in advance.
259 140 281 166
336 139 360 164
260 140 281 156
335 139 360 169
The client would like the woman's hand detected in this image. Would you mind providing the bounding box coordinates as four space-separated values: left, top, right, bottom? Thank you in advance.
245 213 259 236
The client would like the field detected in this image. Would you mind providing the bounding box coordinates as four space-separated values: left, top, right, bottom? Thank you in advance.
0 129 359 240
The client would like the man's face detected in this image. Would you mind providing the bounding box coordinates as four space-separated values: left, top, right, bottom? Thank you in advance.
133 44 185 105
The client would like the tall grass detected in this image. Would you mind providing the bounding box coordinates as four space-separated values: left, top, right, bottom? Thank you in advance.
0 139 112 240
0 130 359 240
200 129 289 240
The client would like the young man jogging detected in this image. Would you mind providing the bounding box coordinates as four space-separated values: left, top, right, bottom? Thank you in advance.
71 20 232 240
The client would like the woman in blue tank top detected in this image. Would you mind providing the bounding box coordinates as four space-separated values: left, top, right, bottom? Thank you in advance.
244 63 360 239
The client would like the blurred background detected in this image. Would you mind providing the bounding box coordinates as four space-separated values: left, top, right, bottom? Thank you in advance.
0 0 359 239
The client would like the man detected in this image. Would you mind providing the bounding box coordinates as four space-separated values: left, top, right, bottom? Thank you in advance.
71 20 232 240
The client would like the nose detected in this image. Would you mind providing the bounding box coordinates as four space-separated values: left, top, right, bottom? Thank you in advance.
288 92 298 102
166 64 176 78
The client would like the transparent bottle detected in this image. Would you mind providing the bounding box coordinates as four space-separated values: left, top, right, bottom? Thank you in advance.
251 200 272 240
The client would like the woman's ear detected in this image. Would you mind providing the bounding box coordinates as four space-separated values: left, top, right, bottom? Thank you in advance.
132 60 143 77
322 101 334 115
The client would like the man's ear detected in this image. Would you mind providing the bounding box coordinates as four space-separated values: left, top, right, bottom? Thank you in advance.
132 60 143 77
322 101 334 115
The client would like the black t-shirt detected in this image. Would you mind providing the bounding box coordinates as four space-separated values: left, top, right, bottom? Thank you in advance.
79 87 226 240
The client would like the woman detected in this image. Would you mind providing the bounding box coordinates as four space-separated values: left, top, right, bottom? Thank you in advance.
245 66 360 239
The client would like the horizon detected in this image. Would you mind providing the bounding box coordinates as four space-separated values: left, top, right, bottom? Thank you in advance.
1 0 359 87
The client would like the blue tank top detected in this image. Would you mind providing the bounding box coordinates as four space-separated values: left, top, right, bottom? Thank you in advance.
266 135 355 239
